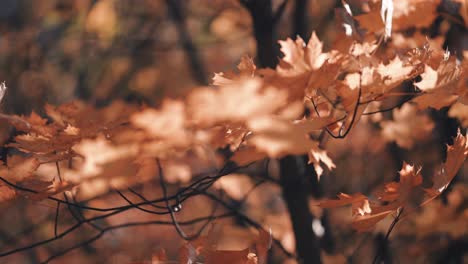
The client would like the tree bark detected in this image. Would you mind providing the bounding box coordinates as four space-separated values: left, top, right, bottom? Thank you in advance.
240 0 278 68
280 156 322 263
293 0 308 39
241 1 322 262
166 0 208 85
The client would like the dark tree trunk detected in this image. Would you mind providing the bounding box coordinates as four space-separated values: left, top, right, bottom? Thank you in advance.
166 0 208 85
293 0 308 39
280 156 322 263
241 1 322 262
241 0 278 68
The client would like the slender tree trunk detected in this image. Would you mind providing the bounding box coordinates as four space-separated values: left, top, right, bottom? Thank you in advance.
241 0 278 68
293 0 308 39
280 156 322 263
166 0 208 85
241 1 322 262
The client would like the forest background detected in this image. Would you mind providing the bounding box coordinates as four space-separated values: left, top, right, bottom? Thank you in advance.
0 0 467 263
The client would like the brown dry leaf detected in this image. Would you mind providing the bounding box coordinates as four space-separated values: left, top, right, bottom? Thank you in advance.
26 179 75 200
354 4 385 34
247 116 330 157
352 210 394 231
1 156 40 183
161 160 192 184
413 93 459 110
317 166 411 231
303 59 343 100
45 100 136 138
131 100 188 144
317 192 393 231
213 56 256 86
430 131 468 194
45 101 87 127
414 64 439 91
214 173 255 200
72 135 139 178
392 0 440 29
398 162 423 192
69 157 141 199
377 56 416 90
212 72 235 86
133 157 157 182
0 156 69 201
271 32 341 103
391 31 445 51
318 193 371 216
8 133 76 155
375 162 424 208
448 102 468 127
336 73 361 113
413 58 463 109
357 0 439 33
404 184 468 238
178 235 206 263
318 132 467 231
307 148 336 178
0 113 31 132
178 224 270 264
277 32 328 74
189 78 288 126
246 116 334 177
237 56 256 76
208 123 248 150
380 104 434 149
22 112 58 137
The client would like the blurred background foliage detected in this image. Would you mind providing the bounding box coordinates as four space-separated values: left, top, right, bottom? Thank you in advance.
0 0 344 113
0 0 467 263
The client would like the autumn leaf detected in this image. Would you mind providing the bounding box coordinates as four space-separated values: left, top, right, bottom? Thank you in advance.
189 78 288 126
380 104 434 149
179 224 270 264
413 58 463 109
318 133 467 231
356 0 439 33
0 113 31 132
352 210 394 231
277 32 328 75
1 156 40 183
214 173 255 200
318 192 371 216
245 116 335 177
72 135 139 177
131 100 188 143
213 55 256 86
430 131 468 194
246 116 330 157
448 102 468 127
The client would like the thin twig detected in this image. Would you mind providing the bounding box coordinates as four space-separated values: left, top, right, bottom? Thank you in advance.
39 213 234 264
372 207 404 264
